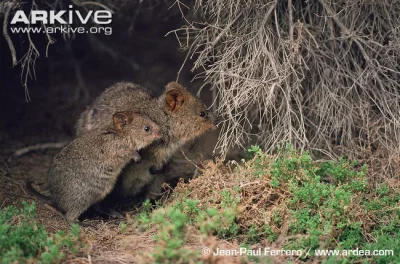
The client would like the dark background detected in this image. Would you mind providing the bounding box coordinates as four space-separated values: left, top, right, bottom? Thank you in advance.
0 0 215 154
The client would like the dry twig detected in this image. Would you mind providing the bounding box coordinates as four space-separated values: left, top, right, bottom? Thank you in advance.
1 0 18 66
13 141 69 159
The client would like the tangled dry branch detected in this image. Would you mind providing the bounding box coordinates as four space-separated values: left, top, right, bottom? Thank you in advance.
175 0 400 164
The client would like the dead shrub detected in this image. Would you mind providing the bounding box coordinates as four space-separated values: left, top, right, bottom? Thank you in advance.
175 0 400 172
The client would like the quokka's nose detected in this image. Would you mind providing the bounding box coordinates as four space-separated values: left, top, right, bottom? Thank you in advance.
154 130 161 138
210 114 220 129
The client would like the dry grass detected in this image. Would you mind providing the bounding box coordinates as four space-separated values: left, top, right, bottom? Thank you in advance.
0 148 239 264
156 150 399 263
174 0 400 168
173 158 290 235
1 145 399 263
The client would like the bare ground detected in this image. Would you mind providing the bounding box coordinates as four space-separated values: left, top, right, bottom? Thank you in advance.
0 147 173 263
0 130 250 263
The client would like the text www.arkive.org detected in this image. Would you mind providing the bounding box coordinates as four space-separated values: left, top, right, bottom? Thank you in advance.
10 26 112 35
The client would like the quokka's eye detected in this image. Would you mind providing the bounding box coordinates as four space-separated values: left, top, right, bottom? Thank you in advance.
199 111 206 117
144 126 150 132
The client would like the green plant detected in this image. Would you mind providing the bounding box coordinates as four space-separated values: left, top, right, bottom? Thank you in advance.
135 145 399 263
0 201 83 263
148 207 198 263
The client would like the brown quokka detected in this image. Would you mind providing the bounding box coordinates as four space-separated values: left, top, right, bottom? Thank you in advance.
75 81 217 200
27 111 160 225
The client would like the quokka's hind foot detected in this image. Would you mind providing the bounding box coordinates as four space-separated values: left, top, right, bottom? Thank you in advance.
106 209 125 219
42 204 89 226
74 220 91 227
93 204 125 219
64 211 91 227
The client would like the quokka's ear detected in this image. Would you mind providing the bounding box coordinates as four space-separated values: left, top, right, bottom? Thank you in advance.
113 111 132 130
165 89 185 112
165 82 185 91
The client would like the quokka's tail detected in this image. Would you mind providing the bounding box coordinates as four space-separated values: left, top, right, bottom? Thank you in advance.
26 179 53 205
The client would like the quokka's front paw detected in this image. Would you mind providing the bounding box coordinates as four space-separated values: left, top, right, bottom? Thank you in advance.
132 151 141 162
149 163 167 175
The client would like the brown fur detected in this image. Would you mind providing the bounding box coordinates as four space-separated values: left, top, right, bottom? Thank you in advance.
75 82 217 200
28 111 160 224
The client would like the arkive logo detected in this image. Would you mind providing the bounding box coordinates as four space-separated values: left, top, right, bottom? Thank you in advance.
10 5 112 25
